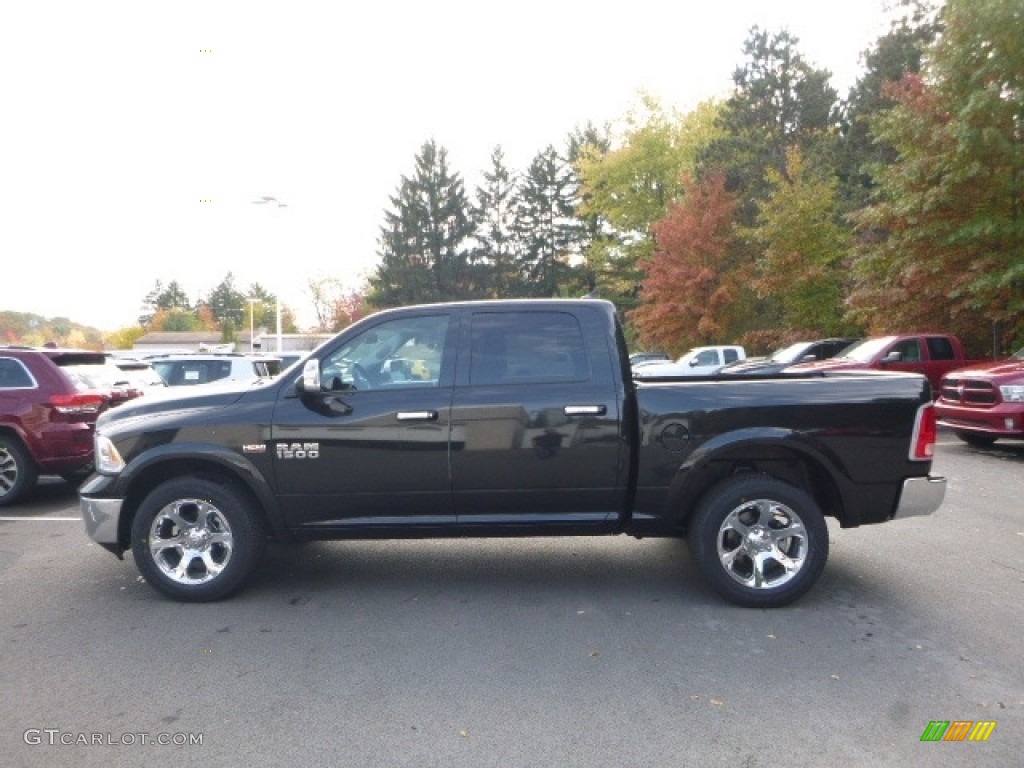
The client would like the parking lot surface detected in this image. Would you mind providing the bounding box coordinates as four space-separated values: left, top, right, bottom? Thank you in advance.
1 436 1021 767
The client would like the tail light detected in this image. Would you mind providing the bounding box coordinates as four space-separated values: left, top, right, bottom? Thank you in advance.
50 393 106 414
909 402 938 461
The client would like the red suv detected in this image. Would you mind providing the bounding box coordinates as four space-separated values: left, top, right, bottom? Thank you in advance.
0 347 141 506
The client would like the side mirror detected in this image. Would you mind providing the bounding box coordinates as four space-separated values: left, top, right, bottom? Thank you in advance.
298 358 321 393
881 351 901 364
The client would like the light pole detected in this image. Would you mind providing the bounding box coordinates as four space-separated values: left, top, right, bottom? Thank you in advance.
248 298 257 353
251 196 288 353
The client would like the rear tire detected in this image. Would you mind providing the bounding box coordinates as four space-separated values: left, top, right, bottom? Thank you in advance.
131 477 265 601
688 475 829 608
0 436 38 507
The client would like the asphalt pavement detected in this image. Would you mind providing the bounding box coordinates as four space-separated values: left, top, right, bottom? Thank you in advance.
1 435 1021 767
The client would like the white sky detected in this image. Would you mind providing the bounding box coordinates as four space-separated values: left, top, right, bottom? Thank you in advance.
2 0 893 332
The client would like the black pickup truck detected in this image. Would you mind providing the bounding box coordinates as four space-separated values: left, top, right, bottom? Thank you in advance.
80 299 946 608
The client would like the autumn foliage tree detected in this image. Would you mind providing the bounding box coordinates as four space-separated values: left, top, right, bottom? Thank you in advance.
630 174 742 355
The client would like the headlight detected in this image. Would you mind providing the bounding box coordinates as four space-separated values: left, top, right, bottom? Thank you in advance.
1000 385 1024 402
94 434 125 474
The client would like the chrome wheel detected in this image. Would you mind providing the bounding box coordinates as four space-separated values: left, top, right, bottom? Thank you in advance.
0 437 37 507
716 498 808 589
147 497 235 585
689 475 828 608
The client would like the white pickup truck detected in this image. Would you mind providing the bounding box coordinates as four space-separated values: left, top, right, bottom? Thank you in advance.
632 345 746 377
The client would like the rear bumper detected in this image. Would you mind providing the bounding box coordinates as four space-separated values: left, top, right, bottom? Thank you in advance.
892 475 946 520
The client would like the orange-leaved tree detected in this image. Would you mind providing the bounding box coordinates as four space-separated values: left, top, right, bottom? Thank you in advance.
630 173 742 356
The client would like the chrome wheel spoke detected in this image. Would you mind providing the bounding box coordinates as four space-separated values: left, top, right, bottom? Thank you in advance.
718 496 808 590
148 498 234 585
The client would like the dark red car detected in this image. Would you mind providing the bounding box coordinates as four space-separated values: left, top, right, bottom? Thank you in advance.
0 347 142 506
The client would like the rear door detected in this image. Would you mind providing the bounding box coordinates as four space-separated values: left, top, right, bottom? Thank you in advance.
449 306 627 527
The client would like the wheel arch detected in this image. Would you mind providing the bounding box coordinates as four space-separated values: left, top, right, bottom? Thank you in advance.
0 425 36 464
668 429 848 533
114 448 287 550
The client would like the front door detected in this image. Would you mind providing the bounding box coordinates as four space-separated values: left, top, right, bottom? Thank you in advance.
270 312 456 530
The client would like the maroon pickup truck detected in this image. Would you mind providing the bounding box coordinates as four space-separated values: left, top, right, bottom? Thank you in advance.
785 333 983 393
935 346 1024 445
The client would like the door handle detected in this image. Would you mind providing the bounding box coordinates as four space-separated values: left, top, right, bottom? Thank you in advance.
564 405 606 416
397 411 439 422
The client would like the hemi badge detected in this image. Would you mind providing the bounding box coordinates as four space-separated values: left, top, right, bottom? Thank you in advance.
242 444 267 454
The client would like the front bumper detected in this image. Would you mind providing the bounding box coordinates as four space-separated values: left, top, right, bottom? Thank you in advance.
80 473 126 555
892 475 946 520
936 401 1024 437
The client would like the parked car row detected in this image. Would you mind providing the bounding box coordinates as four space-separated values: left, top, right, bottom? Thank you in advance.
1 346 290 506
631 337 857 378
144 352 283 386
1 346 140 506
632 345 747 377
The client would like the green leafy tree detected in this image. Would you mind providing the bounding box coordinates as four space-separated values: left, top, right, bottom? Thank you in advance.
578 96 724 309
152 307 199 332
369 140 476 307
106 325 147 350
748 147 854 337
848 0 1024 352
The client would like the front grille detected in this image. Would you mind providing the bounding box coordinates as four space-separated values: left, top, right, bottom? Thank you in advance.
940 377 998 406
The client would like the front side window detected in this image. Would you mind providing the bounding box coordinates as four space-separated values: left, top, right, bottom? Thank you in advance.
694 349 720 367
890 339 922 363
469 312 588 386
321 315 449 391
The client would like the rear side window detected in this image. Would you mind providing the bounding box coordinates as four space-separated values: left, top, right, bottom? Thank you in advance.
926 337 955 361
0 358 35 389
470 312 588 385
722 348 740 364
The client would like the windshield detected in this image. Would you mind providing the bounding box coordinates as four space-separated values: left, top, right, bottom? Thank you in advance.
769 343 810 363
833 336 897 363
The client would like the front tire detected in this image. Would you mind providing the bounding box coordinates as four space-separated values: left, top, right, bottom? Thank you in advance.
0 436 38 507
954 430 997 448
688 475 829 608
131 477 265 602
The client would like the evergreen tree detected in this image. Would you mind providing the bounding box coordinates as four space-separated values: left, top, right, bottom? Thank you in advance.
698 27 841 221
839 0 941 211
207 273 247 329
514 145 584 297
471 146 520 298
369 140 476 307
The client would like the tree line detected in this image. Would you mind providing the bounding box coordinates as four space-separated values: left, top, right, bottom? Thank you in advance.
367 0 1023 357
